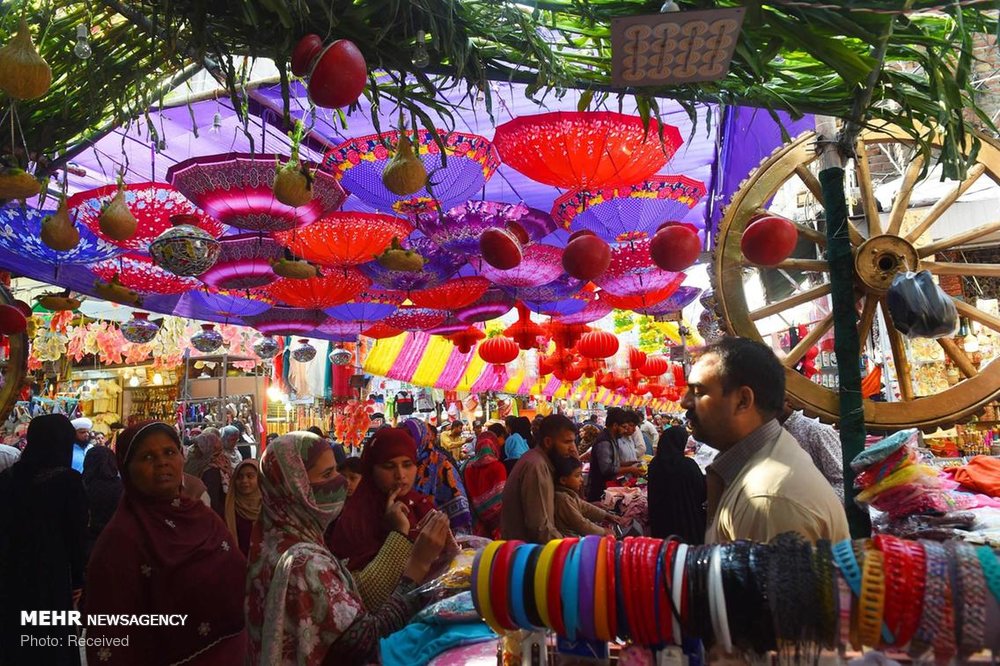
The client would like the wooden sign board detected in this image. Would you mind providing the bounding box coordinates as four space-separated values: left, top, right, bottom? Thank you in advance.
611 8 745 87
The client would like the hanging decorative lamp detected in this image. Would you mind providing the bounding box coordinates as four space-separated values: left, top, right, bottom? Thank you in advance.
120 312 160 344
149 214 222 276
190 324 224 353
291 339 317 362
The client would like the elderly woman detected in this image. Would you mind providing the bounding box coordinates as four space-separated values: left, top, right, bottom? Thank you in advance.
84 422 247 665
247 431 450 665
401 418 472 535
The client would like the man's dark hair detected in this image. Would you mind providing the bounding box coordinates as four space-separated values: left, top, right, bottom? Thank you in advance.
339 457 363 475
306 426 325 438
538 414 577 442
605 407 629 428
702 337 786 416
487 423 507 438
623 410 642 425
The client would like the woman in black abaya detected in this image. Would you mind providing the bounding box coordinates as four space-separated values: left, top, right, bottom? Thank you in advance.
647 425 707 545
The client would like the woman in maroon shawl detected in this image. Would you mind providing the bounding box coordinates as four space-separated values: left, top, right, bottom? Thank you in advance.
329 427 435 571
84 422 247 665
463 431 507 539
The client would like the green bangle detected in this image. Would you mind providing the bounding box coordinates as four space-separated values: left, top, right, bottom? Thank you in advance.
977 546 1000 605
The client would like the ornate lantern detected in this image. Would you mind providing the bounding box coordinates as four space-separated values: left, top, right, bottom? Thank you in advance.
291 339 317 362
190 324 224 353
149 214 222 276
252 336 280 358
329 345 353 366
120 312 160 344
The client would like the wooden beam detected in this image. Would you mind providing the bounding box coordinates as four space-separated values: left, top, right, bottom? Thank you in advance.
937 338 978 378
886 155 925 236
784 314 834 367
918 219 1000 257
921 261 1000 278
954 298 1000 334
881 301 914 401
905 163 987 243
854 141 883 236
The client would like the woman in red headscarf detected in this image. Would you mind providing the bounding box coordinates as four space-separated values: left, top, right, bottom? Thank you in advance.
463 429 507 539
329 428 436 571
83 422 247 665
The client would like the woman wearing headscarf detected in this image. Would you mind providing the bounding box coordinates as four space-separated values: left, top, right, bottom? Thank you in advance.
462 431 507 539
192 430 232 516
0 414 87 666
402 418 472 535
330 428 437 571
247 431 450 665
224 459 262 556
84 422 247 665
646 425 707 545
82 445 123 561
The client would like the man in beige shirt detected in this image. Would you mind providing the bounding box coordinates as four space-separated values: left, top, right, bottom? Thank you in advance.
680 337 849 544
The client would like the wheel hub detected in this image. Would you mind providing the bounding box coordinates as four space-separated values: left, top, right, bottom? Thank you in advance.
854 234 919 293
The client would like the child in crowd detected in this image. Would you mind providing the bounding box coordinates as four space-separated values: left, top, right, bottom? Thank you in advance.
339 456 363 496
553 456 618 537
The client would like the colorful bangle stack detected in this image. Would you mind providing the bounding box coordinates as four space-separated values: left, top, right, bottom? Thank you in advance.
946 540 987 660
812 540 838 649
872 534 925 648
977 546 1000 604
909 540 955 662
857 549 886 648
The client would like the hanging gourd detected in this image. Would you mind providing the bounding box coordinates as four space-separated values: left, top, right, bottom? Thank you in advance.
271 257 319 280
40 199 80 251
93 276 143 307
0 167 41 200
381 133 427 196
36 292 81 312
273 121 314 207
376 237 425 272
0 18 52 100
99 187 138 241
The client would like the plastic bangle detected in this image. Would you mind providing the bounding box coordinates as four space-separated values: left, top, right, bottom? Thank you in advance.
910 540 955 662
672 543 689 646
534 540 561 630
660 539 679 646
654 539 671 645
874 534 925 647
615 539 630 641
490 540 521 631
476 540 506 634
594 537 610 642
523 544 544 629
636 538 656 645
562 540 582 641
578 535 601 641
548 538 576 637
620 538 637 643
977 546 1000 604
509 544 535 630
606 536 618 641
471 544 484 617
858 548 886 648
647 538 665 645
837 573 852 652
708 544 732 653
946 540 987 659
832 539 862 597
629 538 651 645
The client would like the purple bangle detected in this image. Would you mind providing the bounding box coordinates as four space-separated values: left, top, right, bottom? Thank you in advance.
578 535 601 641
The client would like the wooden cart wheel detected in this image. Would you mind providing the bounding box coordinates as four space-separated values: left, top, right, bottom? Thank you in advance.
0 284 29 423
714 123 1000 432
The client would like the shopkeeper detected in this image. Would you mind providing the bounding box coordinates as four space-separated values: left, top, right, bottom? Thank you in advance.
70 417 94 473
681 337 849 544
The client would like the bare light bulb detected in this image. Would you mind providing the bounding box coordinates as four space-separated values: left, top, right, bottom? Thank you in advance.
152 372 163 386
129 375 140 387
412 30 430 69
74 24 92 60
210 112 223 133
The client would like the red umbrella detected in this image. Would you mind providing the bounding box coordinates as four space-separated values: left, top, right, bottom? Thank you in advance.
275 212 412 267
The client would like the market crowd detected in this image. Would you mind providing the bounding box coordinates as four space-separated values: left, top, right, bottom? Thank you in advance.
0 337 851 665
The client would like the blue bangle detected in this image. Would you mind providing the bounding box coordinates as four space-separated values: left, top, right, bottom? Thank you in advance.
832 539 862 597
977 546 1000 604
562 540 582 641
509 544 536 630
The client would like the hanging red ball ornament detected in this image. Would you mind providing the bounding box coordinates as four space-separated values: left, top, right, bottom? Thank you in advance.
561 230 611 280
577 330 619 360
741 213 799 267
447 326 485 354
296 38 368 110
628 347 647 370
478 336 519 366
650 222 701 272
640 355 669 377
291 34 324 76
479 227 523 270
0 304 27 335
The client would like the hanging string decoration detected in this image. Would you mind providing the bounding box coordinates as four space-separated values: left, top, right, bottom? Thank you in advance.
274 212 412 267
0 204 122 264
168 154 347 232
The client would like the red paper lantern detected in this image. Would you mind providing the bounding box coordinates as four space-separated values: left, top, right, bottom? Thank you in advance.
578 357 604 378
478 336 519 366
411 276 491 310
447 326 485 354
0 304 27 335
538 354 555 377
647 382 666 398
741 213 798 267
670 364 687 388
546 320 589 350
561 231 611 281
650 223 701 272
665 386 682 402
553 362 584 383
640 355 668 377
577 330 619 360
504 303 545 351
628 347 647 370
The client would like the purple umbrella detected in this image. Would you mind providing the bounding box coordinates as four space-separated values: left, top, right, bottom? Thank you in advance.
413 200 556 256
359 234 465 291
179 290 272 320
0 204 123 265
243 307 326 336
476 243 564 288
198 233 285 290
455 288 515 323
323 288 405 323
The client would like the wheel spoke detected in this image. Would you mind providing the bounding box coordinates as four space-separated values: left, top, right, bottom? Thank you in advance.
886 154 925 236
742 257 829 271
905 163 986 243
921 261 1000 278
783 314 834 367
880 301 915 401
753 208 826 246
854 140 883 236
857 295 879 342
917 218 1000 257
937 337 978 378
954 297 1000 334
794 164 825 204
749 283 832 321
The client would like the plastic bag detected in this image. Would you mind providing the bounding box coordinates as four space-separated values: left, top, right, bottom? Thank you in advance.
886 270 958 339
413 547 480 598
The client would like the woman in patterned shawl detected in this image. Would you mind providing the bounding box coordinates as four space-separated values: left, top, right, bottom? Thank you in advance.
401 418 472 534
246 431 450 665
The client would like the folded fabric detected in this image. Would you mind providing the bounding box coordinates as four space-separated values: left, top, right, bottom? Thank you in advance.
851 429 918 472
380 621 496 666
952 455 1000 499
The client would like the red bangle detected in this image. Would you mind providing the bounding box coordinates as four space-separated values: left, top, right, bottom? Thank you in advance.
874 535 926 647
640 538 660 645
606 536 618 641
660 539 678 645
547 538 576 637
490 541 522 631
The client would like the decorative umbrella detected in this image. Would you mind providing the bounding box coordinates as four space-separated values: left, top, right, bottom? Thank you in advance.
274 212 412 267
362 322 405 339
198 233 285 290
266 269 369 309
383 305 448 331
322 130 500 214
316 318 365 342
556 295 613 324
182 290 272 320
167 153 347 232
91 254 200 295
504 274 582 303
413 200 555 256
427 315 469 336
455 288 515 323
631 285 703 316
593 238 686 297
68 183 225 252
409 276 490 310
492 112 681 189
244 307 326 336
552 175 706 241
476 244 564 288
599 285 681 312
524 286 597 317
359 234 465 291
323 288 405 323
0 204 123 264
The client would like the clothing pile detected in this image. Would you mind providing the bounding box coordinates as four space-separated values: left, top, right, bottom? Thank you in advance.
598 486 648 536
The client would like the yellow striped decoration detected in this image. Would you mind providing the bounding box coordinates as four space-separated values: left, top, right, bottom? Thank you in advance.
362 333 409 377
411 334 456 387
456 352 488 392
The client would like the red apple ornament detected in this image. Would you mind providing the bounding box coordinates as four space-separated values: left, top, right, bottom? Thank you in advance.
741 214 799 267
292 35 368 109
562 230 611 280
650 222 700 272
